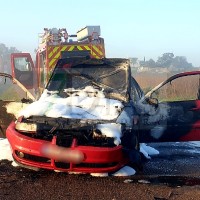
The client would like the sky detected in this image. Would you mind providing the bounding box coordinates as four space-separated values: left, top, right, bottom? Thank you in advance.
0 0 200 66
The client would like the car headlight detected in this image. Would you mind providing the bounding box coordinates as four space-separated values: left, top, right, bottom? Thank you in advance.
15 121 37 133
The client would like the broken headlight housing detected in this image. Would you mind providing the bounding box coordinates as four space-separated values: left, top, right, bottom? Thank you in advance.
15 118 37 133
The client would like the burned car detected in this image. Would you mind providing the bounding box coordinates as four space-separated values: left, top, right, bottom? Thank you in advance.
6 58 144 173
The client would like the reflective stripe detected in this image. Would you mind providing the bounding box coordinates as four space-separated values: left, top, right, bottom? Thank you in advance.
48 47 59 59
49 59 56 69
91 52 100 59
47 44 104 70
61 46 67 51
49 46 67 69
91 45 104 58
77 46 83 50
93 46 103 56
84 46 91 51
68 46 74 51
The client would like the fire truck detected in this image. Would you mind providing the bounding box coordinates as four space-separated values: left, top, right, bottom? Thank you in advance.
11 26 105 97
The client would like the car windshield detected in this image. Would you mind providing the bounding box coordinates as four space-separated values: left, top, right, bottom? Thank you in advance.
46 58 130 102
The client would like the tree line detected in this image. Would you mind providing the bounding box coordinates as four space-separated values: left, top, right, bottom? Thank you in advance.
0 43 21 73
130 53 194 70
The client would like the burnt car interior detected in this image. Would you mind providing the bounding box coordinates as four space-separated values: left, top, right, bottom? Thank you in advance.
46 58 130 102
139 73 200 143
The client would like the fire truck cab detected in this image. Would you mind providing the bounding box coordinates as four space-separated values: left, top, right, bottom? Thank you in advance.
11 26 105 97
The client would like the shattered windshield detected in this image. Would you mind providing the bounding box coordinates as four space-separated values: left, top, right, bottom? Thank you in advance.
46 59 130 102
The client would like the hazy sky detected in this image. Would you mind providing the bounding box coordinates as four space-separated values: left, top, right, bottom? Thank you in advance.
0 0 200 66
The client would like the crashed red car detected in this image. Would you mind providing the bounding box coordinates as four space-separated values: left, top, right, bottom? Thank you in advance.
6 58 200 173
6 58 141 173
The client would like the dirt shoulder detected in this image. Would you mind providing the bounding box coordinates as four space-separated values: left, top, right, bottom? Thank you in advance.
0 101 15 138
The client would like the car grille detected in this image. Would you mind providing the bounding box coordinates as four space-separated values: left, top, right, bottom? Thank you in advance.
54 162 70 169
56 135 74 147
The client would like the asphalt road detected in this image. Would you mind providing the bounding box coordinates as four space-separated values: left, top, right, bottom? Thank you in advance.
142 142 200 177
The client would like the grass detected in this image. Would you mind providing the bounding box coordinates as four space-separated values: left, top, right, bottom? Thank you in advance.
134 72 199 102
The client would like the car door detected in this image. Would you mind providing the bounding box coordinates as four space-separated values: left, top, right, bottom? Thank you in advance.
11 53 36 89
139 71 200 143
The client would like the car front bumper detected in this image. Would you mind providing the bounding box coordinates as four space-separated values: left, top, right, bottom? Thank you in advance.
6 122 127 173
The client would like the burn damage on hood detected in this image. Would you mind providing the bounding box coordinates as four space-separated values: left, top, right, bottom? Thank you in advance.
21 115 117 129
16 115 128 147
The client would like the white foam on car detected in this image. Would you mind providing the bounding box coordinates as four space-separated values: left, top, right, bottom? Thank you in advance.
136 99 169 124
150 125 166 139
19 88 123 120
135 99 169 140
96 123 122 145
5 102 29 118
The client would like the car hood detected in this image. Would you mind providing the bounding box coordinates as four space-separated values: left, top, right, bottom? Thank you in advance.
19 58 132 121
18 87 127 146
19 88 124 121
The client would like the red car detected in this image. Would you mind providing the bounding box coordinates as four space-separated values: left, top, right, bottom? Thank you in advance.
6 58 200 173
6 58 137 172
